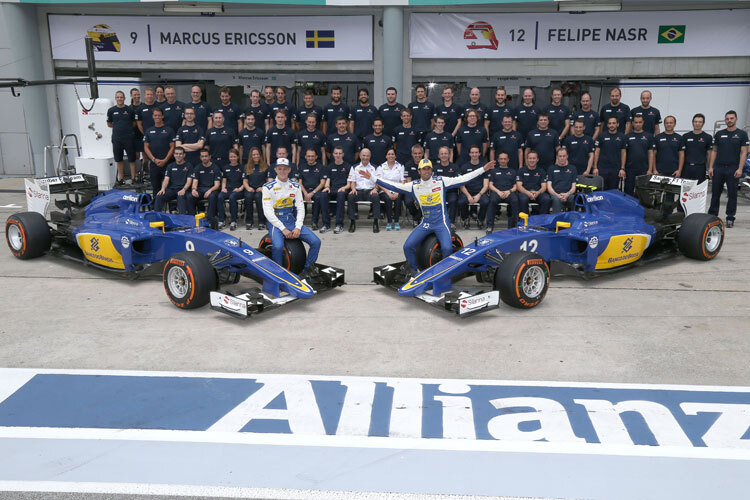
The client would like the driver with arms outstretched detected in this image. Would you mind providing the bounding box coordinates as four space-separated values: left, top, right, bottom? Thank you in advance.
359 158 494 274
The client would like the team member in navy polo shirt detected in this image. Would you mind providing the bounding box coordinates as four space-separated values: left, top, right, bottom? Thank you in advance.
600 87 631 135
324 146 352 234
434 146 460 227
490 115 524 169
214 87 242 134
187 149 221 224
217 149 246 231
351 88 378 139
630 90 661 135
322 86 350 135
464 87 487 123
363 118 392 166
205 111 238 167
594 117 626 191
403 144 425 226
456 109 488 165
485 87 515 138
524 113 560 172
143 107 175 196
107 90 137 184
135 88 157 145
175 106 205 168
680 113 713 182
708 110 750 227
434 85 464 136
569 93 601 140
423 116 454 161
378 87 405 137
159 86 184 133
545 88 570 140
129 88 144 168
516 151 551 215
327 116 360 165
243 147 269 230
623 115 655 196
296 115 327 165
562 119 594 175
457 145 490 229
514 88 541 141
654 116 683 176
241 89 267 134
408 84 435 135
295 89 322 131
154 146 192 214
188 85 212 132
270 87 296 130
547 149 577 213
264 110 297 165
155 85 166 106
238 114 264 165
486 151 519 232
393 109 421 166
262 86 276 130
299 149 330 232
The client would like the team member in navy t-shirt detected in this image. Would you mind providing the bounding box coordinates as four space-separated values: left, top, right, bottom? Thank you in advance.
708 110 750 227
457 145 490 229
295 90 322 132
408 84 435 135
154 146 193 214
378 87 405 137
423 116 454 161
325 146 353 234
433 85 464 137
363 118 392 166
174 106 205 167
214 87 242 135
243 147 270 230
623 115 655 196
217 149 246 230
327 116 360 165
238 114 264 165
322 86 350 135
205 111 238 167
547 149 578 213
630 90 662 135
516 151 551 215
514 88 541 141
188 85 212 132
654 116 683 176
187 149 221 223
136 88 157 143
569 93 601 140
296 114 327 165
455 109 488 165
270 87 296 130
490 115 524 169
240 89 267 134
464 87 487 124
393 109 422 165
264 109 297 165
680 113 713 182
107 90 137 184
600 87 631 135
544 88 570 139
562 119 594 175
143 107 175 196
351 88 379 139
298 149 330 232
486 151 519 232
159 86 185 133
485 88 515 139
524 113 560 172
594 117 626 191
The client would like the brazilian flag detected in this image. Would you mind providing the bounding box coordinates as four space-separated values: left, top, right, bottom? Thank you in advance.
658 25 685 44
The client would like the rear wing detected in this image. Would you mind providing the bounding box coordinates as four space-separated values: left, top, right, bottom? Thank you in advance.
25 174 99 216
635 174 708 215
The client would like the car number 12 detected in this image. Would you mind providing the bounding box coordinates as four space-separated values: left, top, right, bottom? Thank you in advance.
520 239 538 252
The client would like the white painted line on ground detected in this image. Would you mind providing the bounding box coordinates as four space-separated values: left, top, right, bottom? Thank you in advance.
4 367 750 393
0 481 564 500
2 426 749 461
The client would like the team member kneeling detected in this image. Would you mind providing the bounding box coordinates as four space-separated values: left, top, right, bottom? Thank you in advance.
262 158 321 277
359 158 494 274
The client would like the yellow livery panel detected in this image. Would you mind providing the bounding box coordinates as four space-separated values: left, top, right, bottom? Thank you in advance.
595 234 650 270
76 233 125 269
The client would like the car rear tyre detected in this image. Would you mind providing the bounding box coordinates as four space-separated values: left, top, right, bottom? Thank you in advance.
163 251 217 309
416 232 464 270
258 233 306 275
494 251 550 309
5 212 51 259
678 213 724 261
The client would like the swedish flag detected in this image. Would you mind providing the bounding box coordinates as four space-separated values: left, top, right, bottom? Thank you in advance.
658 25 685 44
306 30 335 48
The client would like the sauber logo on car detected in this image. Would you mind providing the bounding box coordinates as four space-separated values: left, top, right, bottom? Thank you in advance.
464 21 499 50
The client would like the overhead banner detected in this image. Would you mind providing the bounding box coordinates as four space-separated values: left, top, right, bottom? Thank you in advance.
410 10 750 59
48 15 372 62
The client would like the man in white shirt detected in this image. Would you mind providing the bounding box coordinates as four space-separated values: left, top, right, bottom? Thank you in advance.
346 148 380 233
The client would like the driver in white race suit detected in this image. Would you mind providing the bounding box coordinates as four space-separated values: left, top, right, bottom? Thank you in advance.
359 158 495 273
262 158 321 276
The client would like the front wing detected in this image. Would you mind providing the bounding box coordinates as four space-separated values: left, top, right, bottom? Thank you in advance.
374 261 499 317
210 263 345 319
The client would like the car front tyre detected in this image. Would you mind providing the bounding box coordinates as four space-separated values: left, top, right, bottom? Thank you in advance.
163 251 217 309
494 251 550 309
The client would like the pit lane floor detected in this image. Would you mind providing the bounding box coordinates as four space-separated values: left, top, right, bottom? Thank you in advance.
0 178 749 499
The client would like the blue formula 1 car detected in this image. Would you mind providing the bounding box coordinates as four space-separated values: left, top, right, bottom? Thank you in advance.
374 175 724 316
5 175 343 317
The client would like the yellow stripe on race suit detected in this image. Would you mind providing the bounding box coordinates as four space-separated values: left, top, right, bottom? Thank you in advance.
274 197 294 209
419 193 442 207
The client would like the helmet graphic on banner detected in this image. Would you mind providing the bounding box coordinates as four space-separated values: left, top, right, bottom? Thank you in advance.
464 21 499 51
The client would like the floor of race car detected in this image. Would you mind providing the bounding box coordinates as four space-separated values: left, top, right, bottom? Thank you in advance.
1 177 749 500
